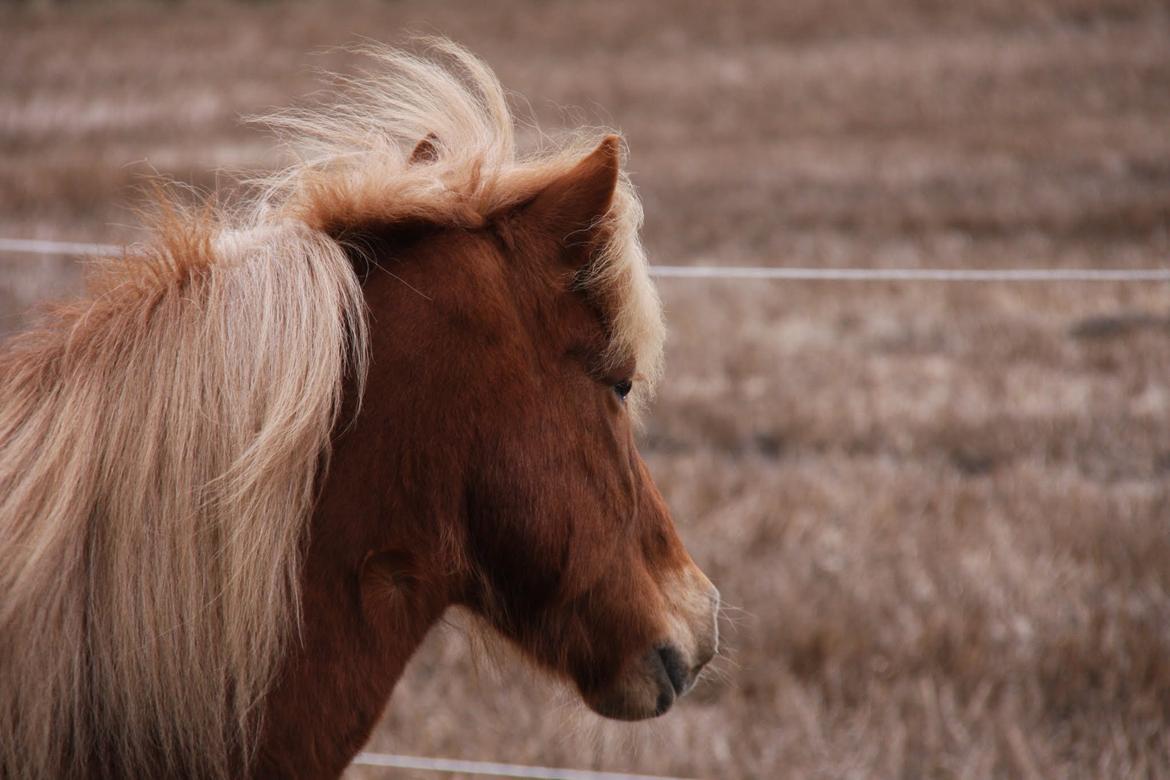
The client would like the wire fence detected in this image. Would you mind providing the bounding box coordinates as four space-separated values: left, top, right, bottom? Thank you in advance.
351 752 691 780
0 238 123 257
3 237 1169 283
651 264 1170 282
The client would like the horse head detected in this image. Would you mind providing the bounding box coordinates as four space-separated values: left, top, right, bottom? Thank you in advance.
339 135 719 722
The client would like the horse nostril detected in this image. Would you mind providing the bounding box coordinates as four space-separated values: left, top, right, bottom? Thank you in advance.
656 644 689 696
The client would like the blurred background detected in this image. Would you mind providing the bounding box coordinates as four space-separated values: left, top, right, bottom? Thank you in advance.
3 1 1169 777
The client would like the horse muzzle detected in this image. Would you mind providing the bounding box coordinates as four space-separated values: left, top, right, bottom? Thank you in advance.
584 571 720 720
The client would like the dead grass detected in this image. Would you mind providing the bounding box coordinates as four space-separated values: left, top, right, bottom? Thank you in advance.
2 1 1169 777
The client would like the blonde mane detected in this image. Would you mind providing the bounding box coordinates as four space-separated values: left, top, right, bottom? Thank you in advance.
0 40 662 778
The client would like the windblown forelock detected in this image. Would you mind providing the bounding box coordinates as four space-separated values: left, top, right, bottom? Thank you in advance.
256 39 664 402
582 180 666 409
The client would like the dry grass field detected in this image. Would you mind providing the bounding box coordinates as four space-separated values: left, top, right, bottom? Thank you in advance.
3 1 1170 777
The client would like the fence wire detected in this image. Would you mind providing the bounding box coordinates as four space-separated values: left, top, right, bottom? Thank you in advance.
352 752 691 780
3 237 1168 282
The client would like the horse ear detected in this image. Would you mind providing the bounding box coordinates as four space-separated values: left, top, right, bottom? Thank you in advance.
409 133 439 164
521 135 621 267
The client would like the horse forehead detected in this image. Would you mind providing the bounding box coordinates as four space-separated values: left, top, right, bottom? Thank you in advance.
434 227 583 315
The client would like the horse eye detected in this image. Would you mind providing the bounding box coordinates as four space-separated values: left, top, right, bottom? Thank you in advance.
613 379 633 401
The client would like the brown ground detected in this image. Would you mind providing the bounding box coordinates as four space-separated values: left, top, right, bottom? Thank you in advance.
3 1 1170 778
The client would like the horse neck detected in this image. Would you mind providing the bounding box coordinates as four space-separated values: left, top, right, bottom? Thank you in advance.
253 546 448 778
253 262 461 777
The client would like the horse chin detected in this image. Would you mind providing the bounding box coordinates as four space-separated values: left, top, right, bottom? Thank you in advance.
579 645 684 721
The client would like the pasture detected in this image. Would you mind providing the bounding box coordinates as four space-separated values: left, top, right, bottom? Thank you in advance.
2 1 1169 777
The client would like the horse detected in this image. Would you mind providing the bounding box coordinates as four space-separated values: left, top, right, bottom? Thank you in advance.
0 41 719 779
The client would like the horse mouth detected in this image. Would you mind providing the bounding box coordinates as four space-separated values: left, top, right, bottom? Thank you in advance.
581 641 710 721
